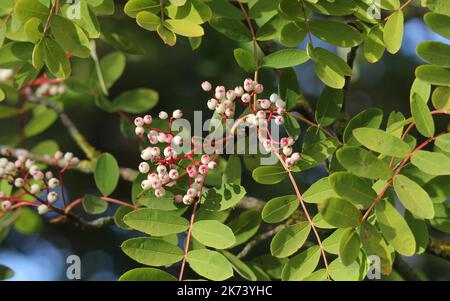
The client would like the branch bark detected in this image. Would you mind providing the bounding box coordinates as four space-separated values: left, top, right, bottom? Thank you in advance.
0 144 138 182
427 237 450 261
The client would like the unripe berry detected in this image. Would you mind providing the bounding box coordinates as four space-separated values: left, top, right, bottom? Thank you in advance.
207 161 217 169
33 171 44 181
241 93 251 103
135 126 145 136
1 201 12 211
48 178 60 189
134 117 144 127
270 93 279 103
141 148 152 160
234 86 244 97
215 90 225 100
30 184 41 194
254 83 264 94
283 146 293 156
183 195 193 205
151 147 161 157
139 162 150 173
222 100 232 108
157 165 167 174
47 191 58 204
54 151 64 160
172 135 183 146
141 180 151 190
38 204 48 215
195 175 204 185
0 158 7 168
280 137 289 148
169 169 179 179
201 81 212 92
275 116 284 125
154 187 166 198
256 110 266 119
259 99 271 109
207 98 218 110
14 178 24 188
159 111 168 120
277 108 286 115
291 152 301 162
201 155 210 164
199 164 209 175
64 152 74 162
143 115 153 124
174 194 183 203
172 109 183 119
244 78 254 92
275 99 286 109
187 188 197 198
225 108 235 118
285 158 294 168
226 90 236 101
287 137 295 146
157 132 166 143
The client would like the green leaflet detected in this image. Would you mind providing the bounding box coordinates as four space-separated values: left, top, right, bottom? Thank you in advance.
411 93 435 137
415 65 450 86
310 20 362 48
303 177 339 204
262 195 299 223
233 48 257 73
359 223 393 275
339 229 360 266
281 245 321 281
416 41 450 68
352 128 410 157
94 153 120 196
270 222 311 258
119 268 176 281
82 195 108 215
364 24 385 63
375 200 416 256
121 237 184 267
192 220 236 249
228 210 261 246
411 150 450 176
319 198 362 228
336 147 393 180
393 175 435 219
187 249 234 281
328 258 360 281
424 13 450 40
123 209 190 237
260 49 309 69
329 172 377 209
343 109 383 146
220 250 257 281
201 183 246 211
315 87 343 127
252 165 287 185
384 10 404 54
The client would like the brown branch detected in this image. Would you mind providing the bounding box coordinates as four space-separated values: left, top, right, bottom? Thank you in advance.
427 237 450 261
0 144 138 182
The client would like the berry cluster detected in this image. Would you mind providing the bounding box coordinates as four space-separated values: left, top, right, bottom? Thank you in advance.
133 110 218 205
202 79 300 167
0 150 80 215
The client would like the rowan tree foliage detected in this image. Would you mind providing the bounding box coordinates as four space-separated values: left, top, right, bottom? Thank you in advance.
0 0 449 281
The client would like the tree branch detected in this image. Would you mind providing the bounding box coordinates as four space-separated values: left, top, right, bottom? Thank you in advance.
427 237 450 261
23 88 101 161
0 144 138 182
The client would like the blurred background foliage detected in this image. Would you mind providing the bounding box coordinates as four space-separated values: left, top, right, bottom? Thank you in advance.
0 1 448 280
